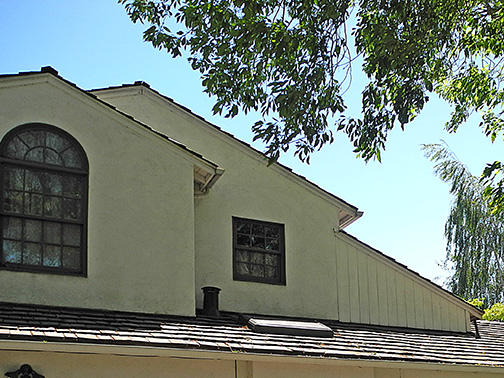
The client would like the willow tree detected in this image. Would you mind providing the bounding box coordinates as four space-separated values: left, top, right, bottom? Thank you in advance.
423 143 504 304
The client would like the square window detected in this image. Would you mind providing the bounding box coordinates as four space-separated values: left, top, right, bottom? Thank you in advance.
233 217 285 285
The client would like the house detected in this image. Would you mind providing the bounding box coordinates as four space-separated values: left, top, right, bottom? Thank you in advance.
0 67 503 378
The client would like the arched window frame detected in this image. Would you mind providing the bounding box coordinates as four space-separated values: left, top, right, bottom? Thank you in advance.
0 123 88 276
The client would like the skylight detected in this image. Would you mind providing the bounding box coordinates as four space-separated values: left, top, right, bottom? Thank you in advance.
246 317 333 338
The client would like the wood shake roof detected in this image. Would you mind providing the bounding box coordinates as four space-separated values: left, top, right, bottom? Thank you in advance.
0 302 502 367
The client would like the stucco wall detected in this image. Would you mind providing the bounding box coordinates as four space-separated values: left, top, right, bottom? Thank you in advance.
93 86 474 328
95 87 343 319
0 76 197 316
252 361 374 378
1 350 235 378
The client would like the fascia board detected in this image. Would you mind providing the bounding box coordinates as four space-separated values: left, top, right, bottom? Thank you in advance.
92 85 361 224
335 230 483 318
0 73 221 176
1 340 502 373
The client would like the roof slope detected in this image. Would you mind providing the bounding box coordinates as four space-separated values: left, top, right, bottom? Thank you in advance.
0 302 502 368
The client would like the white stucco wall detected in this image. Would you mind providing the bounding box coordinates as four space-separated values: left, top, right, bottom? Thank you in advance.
0 75 197 316
252 361 374 378
374 368 502 378
95 87 343 319
1 350 235 378
94 86 477 329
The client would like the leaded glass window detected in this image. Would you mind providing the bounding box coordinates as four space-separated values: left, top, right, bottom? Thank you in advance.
0 124 88 275
233 217 285 285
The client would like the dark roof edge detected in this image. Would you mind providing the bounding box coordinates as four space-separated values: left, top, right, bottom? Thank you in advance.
338 230 484 317
0 67 220 170
90 82 360 216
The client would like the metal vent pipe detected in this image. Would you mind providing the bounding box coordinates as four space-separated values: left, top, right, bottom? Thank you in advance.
202 286 221 317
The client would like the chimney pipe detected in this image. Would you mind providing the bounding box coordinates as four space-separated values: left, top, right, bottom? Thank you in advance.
202 286 221 317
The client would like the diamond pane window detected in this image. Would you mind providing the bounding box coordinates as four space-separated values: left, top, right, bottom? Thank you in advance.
233 217 285 285
0 124 88 275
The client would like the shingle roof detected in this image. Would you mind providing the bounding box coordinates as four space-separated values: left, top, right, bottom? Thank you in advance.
0 302 502 367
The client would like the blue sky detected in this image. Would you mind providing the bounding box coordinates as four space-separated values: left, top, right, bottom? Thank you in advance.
1 0 501 284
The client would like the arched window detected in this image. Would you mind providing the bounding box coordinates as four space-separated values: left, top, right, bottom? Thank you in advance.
0 124 88 275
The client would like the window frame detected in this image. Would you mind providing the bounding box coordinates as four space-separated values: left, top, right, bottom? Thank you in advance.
0 123 89 276
233 217 286 285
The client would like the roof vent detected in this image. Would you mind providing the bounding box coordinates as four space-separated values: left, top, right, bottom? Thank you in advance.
202 286 221 318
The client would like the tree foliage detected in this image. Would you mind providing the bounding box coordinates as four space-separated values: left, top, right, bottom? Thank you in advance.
483 302 504 321
467 299 504 321
120 0 504 165
424 143 504 305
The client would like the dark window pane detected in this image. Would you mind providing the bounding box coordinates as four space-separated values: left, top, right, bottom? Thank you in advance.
63 198 81 220
236 221 251 234
4 136 29 159
265 225 279 238
24 170 43 193
24 193 43 216
250 252 264 264
63 224 80 246
61 147 82 168
25 147 44 163
43 245 61 267
4 190 23 213
24 243 42 265
44 222 61 244
18 130 44 148
251 237 265 249
4 167 24 190
24 219 42 242
44 173 63 195
3 217 21 239
252 223 265 236
44 149 64 165
235 262 249 276
46 133 69 153
265 253 279 266
237 234 251 247
250 264 265 277
265 266 278 279
236 249 249 263
63 247 80 269
265 238 279 251
63 176 82 198
44 196 62 217
3 240 22 263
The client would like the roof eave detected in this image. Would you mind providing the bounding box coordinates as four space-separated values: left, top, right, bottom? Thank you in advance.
1 339 502 372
